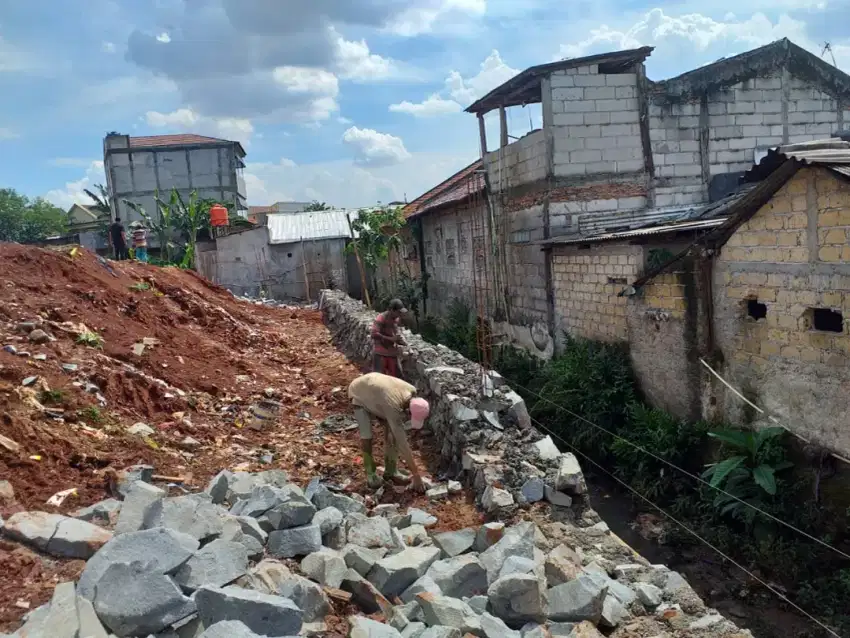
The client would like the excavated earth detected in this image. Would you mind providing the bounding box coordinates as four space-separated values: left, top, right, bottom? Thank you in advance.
0 244 480 633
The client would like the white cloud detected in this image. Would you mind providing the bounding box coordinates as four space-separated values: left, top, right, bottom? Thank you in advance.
389 94 462 117
446 50 519 105
342 126 411 167
0 127 19 140
48 157 95 168
144 108 255 147
390 49 518 118
555 9 830 71
388 0 487 36
273 66 339 95
44 161 106 210
156 32 171 43
244 151 473 207
102 41 116 54
334 35 394 81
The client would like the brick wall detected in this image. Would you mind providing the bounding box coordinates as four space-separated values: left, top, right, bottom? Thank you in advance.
713 166 850 456
549 65 644 178
551 244 643 344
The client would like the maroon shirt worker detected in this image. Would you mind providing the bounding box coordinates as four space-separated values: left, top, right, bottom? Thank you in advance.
371 299 407 378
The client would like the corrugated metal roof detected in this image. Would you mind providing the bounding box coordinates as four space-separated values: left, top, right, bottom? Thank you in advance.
129 134 232 148
543 218 726 246
267 210 359 244
743 139 850 182
403 159 484 219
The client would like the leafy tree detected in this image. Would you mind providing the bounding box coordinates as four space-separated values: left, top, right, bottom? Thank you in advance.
83 184 111 214
304 200 333 211
346 206 405 270
0 188 67 243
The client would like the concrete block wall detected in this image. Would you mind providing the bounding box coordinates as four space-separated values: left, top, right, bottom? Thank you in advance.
506 205 547 325
551 244 643 345
649 99 706 206
486 129 546 192
712 166 850 457
549 66 644 178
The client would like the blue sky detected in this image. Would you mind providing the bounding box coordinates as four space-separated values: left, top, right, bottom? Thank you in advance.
1 0 848 209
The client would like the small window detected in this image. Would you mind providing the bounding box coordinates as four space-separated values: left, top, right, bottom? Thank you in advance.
287 253 292 258
812 308 844 333
747 299 767 320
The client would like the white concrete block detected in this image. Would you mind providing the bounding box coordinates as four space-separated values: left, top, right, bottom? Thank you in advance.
763 113 783 125
734 114 764 126
586 161 618 173
616 135 643 148
735 89 763 102
584 87 616 100
615 86 636 99
674 164 702 177
679 140 700 152
574 75 608 87
728 137 757 150
570 150 603 163
708 115 733 127
584 112 611 125
677 116 700 128
806 123 833 135
553 112 585 126
617 159 645 172
550 74 576 88
707 102 727 116
755 77 782 89
788 112 814 125
667 152 699 165
552 87 584 101
728 101 756 114
815 111 839 123
717 150 749 162
602 147 642 162
586 198 619 212
741 125 772 137
554 163 587 176
600 123 636 137
789 88 814 101
756 136 784 147
566 100 598 113
618 196 646 210
610 110 639 124
797 99 824 111
566 124 601 138
605 73 637 86
756 101 782 114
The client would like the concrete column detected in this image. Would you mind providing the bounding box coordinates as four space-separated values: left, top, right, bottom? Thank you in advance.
478 114 488 157
499 107 508 148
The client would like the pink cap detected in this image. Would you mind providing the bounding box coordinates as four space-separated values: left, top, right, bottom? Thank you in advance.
409 397 430 430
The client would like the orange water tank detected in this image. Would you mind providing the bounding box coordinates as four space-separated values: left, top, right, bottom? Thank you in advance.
209 204 229 227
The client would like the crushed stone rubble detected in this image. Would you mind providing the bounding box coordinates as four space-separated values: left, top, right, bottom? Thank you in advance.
0 467 752 637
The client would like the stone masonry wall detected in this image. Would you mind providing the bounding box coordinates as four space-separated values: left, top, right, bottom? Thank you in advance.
713 166 850 456
321 289 751 637
320 289 590 516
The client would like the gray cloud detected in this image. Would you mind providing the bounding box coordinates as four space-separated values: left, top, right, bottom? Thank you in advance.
124 0 415 122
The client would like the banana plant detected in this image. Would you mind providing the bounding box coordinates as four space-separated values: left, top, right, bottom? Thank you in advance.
172 190 204 269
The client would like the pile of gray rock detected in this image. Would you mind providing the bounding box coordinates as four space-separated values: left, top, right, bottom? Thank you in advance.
1 466 749 638
320 290 590 517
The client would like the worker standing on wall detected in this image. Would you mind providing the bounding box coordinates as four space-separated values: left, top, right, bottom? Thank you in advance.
371 299 407 378
348 372 430 492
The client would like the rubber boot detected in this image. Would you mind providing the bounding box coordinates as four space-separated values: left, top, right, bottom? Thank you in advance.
360 440 383 489
383 449 411 485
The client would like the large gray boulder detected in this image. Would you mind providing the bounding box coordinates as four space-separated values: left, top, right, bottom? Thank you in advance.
27 581 80 638
267 523 322 558
230 485 286 518
400 575 442 604
425 555 488 599
480 522 535 584
78 527 198 600
431 528 476 558
271 571 331 622
480 612 521 638
73 498 122 524
416 593 482 635
311 484 366 515
301 549 347 588
547 574 607 623
487 573 546 626
367 547 442 598
114 481 165 535
312 506 343 535
343 544 386 577
341 569 393 615
265 496 316 530
348 516 395 549
349 616 403 638
195 585 303 637
2 511 112 559
173 539 249 592
142 494 225 542
92 562 197 637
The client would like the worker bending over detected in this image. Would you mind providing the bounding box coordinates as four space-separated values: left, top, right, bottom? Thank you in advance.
371 299 406 378
348 372 430 492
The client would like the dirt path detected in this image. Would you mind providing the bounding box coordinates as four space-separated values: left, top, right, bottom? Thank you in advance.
0 244 481 631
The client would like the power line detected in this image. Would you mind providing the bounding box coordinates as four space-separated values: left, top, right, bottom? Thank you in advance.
527 414 844 638
490 368 850 564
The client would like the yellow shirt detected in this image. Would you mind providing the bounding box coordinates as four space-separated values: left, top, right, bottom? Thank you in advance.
348 373 416 423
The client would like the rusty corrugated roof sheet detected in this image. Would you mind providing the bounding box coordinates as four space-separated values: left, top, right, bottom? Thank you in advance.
403 159 485 219
128 134 234 148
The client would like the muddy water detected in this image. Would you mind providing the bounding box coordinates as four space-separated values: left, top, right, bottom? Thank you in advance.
585 475 825 638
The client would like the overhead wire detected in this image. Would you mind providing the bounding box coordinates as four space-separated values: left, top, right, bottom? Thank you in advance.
525 413 844 638
491 367 850 563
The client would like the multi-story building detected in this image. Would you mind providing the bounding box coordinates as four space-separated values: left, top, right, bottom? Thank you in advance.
103 132 247 224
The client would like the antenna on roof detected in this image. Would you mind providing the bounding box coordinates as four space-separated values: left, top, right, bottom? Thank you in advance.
822 42 837 67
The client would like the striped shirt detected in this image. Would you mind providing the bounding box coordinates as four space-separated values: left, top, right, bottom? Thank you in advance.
371 312 399 357
132 228 147 248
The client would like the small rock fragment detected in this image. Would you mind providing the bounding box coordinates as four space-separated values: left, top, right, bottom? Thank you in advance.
520 478 544 503
301 549 347 588
312 506 343 535
73 498 122 524
481 485 514 513
533 436 561 461
349 616 403 638
432 528 476 558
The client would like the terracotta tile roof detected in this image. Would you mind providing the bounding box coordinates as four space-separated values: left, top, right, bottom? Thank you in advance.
248 205 276 216
403 159 485 219
128 134 233 149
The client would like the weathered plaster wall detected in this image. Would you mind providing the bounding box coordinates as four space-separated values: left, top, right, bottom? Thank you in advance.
713 166 850 456
201 227 349 301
